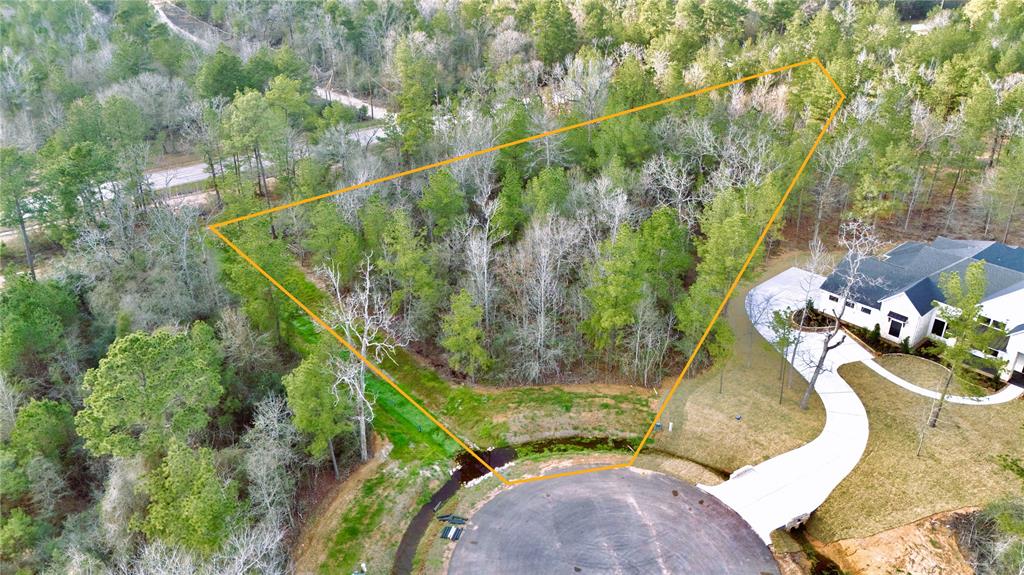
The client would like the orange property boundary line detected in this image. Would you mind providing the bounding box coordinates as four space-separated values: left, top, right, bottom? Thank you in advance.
209 57 846 486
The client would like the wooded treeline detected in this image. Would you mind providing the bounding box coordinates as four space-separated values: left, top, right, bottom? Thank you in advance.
1 0 1022 573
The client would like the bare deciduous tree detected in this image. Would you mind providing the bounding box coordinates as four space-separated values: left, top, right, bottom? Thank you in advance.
640 154 700 229
216 308 278 376
0 373 19 441
502 215 582 382
243 395 300 525
319 257 407 461
809 128 866 242
528 104 567 169
799 222 882 410
25 456 69 520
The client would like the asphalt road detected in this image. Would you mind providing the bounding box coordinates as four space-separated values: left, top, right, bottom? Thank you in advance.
448 466 779 575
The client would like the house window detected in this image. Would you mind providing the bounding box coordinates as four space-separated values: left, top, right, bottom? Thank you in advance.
992 320 1006 331
980 316 991 325
987 348 1002 358
931 318 947 338
860 306 872 314
888 319 903 338
828 295 839 302
845 301 855 309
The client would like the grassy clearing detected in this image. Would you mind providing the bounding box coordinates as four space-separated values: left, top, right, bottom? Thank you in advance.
321 463 444 575
808 361 1023 542
382 349 653 449
655 252 827 473
316 349 654 574
313 376 456 574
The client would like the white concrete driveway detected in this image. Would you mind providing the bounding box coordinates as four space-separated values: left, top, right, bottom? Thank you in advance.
699 267 874 544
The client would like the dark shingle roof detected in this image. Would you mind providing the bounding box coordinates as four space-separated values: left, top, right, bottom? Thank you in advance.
820 237 1024 312
974 243 1024 273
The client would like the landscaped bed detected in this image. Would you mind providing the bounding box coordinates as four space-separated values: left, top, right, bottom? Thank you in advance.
807 361 1023 543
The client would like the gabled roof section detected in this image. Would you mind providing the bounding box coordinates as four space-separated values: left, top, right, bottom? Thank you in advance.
820 237 1024 314
902 278 944 315
974 243 1024 273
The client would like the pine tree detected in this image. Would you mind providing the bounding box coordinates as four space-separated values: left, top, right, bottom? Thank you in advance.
441 290 491 381
533 0 578 66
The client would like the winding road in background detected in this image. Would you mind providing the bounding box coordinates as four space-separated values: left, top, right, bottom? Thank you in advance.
2 2 391 249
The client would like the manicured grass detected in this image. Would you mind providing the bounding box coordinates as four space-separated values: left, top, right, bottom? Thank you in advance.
366 374 460 462
875 353 984 396
808 361 1023 542
656 253 827 473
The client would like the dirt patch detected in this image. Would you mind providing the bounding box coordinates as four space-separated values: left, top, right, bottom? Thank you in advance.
816 509 976 575
773 552 813 575
291 437 389 575
403 343 653 396
633 452 726 486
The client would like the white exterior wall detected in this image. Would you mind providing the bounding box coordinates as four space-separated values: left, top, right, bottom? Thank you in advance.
877 293 929 345
813 289 881 331
1005 333 1024 381
927 301 1023 382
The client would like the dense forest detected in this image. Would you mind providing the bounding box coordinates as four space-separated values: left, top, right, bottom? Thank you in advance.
1 0 1022 573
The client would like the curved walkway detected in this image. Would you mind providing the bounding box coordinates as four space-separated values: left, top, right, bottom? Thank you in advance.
698 267 874 544
862 359 1024 405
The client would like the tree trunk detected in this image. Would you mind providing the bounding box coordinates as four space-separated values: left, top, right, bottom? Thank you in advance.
205 153 221 207
927 368 955 428
1004 191 1018 244
778 352 787 404
15 206 35 281
801 331 844 410
253 145 278 239
943 194 957 233
916 368 956 456
794 189 804 233
987 131 1001 168
358 399 369 462
328 437 340 480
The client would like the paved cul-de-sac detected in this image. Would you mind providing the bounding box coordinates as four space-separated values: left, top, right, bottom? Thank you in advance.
448 466 779 575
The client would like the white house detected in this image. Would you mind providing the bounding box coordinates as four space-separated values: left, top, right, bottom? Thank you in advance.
813 237 1024 385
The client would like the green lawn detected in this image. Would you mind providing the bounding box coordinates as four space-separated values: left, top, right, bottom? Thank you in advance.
875 353 986 396
317 349 656 574
382 349 653 449
655 252 827 473
808 361 1023 542
322 464 441 575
